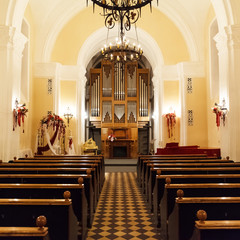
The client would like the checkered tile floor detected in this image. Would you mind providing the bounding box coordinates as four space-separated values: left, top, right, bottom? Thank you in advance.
87 172 160 239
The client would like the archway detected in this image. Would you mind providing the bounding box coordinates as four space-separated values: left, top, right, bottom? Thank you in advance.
76 27 164 155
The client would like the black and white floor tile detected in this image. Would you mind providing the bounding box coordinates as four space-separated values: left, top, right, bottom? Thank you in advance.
87 172 160 239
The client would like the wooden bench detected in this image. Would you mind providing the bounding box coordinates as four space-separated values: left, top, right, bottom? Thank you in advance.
147 166 240 207
0 196 78 240
168 196 240 240
153 174 240 226
5 162 102 200
0 167 99 206
160 183 240 240
0 173 94 228
140 158 232 188
0 182 87 240
14 156 105 188
146 164 240 208
13 158 105 188
0 215 48 240
192 210 240 240
137 154 219 183
143 162 237 197
3 162 101 191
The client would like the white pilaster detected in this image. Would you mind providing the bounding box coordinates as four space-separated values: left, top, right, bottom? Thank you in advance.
177 63 187 145
152 67 164 150
0 26 27 162
214 31 230 158
76 67 87 154
224 25 240 160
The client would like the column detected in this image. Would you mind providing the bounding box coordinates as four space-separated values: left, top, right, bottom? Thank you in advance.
77 67 87 154
224 25 240 160
177 63 188 146
214 31 230 158
0 26 27 162
152 68 164 151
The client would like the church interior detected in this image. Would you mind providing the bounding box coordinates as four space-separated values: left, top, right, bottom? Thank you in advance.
1 0 240 239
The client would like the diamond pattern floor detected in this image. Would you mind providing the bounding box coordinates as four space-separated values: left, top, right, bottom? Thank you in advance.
87 172 160 239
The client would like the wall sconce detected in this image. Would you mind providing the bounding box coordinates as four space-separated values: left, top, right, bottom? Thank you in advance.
64 107 73 127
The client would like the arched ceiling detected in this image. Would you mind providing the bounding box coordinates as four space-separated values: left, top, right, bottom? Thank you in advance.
27 0 211 63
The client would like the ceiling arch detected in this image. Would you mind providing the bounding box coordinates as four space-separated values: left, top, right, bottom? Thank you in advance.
32 1 204 63
77 26 164 74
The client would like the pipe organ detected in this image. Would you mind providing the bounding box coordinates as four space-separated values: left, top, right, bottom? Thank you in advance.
89 60 150 158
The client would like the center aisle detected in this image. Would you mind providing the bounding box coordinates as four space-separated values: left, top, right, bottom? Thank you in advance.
87 172 160 239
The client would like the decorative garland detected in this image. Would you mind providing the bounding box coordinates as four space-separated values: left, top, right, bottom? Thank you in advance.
13 103 28 133
165 112 176 138
37 114 66 155
212 103 227 127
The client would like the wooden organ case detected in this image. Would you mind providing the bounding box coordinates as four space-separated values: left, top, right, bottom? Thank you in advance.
89 60 150 159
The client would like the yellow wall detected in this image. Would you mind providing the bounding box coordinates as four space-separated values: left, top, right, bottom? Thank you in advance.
60 81 77 153
186 78 208 147
163 81 180 145
32 78 54 154
51 6 190 65
205 4 220 147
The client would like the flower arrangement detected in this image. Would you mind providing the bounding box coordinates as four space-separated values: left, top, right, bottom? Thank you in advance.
37 113 67 155
40 113 66 138
108 134 117 142
165 112 176 138
212 103 227 127
13 102 28 133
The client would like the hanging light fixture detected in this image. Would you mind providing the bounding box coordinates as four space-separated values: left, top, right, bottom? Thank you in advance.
86 0 157 62
86 0 154 32
101 32 143 62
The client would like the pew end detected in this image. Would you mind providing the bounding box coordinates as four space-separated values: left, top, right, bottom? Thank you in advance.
192 210 240 240
0 215 48 239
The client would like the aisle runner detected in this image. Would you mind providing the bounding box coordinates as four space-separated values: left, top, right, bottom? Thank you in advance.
87 172 160 239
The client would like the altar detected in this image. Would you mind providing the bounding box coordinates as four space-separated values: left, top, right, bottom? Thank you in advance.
108 139 134 159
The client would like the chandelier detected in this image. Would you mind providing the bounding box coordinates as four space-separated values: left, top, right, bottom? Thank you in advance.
87 0 154 32
101 34 143 62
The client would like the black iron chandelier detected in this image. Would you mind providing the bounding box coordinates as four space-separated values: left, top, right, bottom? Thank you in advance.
86 0 156 62
87 0 154 32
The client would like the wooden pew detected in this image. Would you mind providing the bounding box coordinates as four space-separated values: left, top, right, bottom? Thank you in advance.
153 174 240 226
147 166 240 208
137 154 219 183
0 167 99 206
192 210 240 240
0 196 78 240
160 183 240 240
140 158 232 188
0 173 94 228
146 163 240 207
12 159 105 190
0 182 87 240
168 196 240 240
0 215 49 240
143 161 235 196
25 155 105 178
3 162 100 190
6 162 102 198
16 156 105 187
